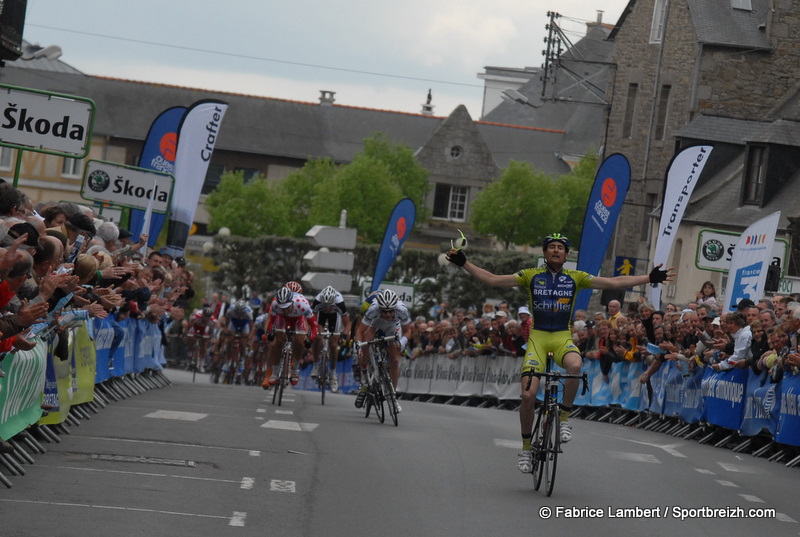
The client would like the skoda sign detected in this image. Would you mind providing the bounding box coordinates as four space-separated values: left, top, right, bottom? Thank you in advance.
81 160 173 213
696 229 788 273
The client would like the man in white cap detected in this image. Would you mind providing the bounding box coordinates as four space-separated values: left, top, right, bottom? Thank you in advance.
517 306 532 342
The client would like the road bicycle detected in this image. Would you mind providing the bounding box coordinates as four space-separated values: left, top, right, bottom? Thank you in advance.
271 329 306 406
521 352 587 496
315 330 340 405
250 338 269 387
359 334 399 426
185 334 211 383
221 333 249 385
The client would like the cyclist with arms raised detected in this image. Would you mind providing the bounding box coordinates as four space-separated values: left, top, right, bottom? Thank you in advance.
266 286 318 386
310 285 352 393
445 233 674 473
354 289 412 413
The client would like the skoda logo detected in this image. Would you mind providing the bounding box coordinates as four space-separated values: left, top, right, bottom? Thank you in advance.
88 170 111 193
702 239 724 262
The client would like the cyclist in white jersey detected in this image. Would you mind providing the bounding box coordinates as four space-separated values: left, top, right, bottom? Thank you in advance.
310 285 351 393
354 289 412 412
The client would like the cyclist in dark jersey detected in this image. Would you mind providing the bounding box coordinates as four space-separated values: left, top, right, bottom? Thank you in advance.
446 232 674 474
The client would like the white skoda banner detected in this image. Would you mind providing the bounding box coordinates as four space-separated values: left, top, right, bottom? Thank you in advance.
723 211 781 313
649 145 713 309
165 100 228 257
81 160 173 212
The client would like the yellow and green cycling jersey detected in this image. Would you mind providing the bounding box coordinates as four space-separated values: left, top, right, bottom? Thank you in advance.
514 266 593 332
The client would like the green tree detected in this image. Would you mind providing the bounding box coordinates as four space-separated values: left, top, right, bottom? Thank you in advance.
276 157 338 236
205 171 291 237
362 133 430 219
470 160 567 249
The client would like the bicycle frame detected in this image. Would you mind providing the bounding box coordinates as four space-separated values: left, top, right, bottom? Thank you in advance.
360 335 399 426
522 354 587 496
272 329 306 406
316 331 340 405
185 334 211 383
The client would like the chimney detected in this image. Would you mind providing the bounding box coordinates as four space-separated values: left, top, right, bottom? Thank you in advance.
319 90 336 106
596 10 603 24
421 88 434 115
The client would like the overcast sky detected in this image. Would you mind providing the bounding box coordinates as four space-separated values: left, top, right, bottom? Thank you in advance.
23 0 630 119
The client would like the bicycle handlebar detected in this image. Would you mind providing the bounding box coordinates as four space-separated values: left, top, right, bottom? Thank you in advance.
357 335 398 348
522 370 589 396
274 329 308 336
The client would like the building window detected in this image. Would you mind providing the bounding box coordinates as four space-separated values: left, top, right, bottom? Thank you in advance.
653 85 671 140
744 146 765 205
62 157 83 178
450 146 462 159
731 0 752 11
622 83 638 139
432 183 468 221
202 163 226 194
0 147 13 170
650 0 668 44
235 167 259 182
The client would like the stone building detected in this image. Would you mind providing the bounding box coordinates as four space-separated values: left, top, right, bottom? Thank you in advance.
604 0 800 305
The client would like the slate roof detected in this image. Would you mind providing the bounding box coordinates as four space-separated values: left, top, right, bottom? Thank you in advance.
688 0 771 50
481 23 614 162
675 115 770 144
0 62 569 176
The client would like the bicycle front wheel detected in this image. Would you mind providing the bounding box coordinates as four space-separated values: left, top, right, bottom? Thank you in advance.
380 366 398 427
319 348 328 406
373 383 385 423
543 408 560 496
531 415 544 490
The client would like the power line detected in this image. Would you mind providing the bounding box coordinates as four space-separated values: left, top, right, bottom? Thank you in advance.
26 23 483 89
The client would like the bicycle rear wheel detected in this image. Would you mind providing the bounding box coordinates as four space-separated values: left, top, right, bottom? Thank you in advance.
380 366 398 427
374 386 385 423
543 407 560 496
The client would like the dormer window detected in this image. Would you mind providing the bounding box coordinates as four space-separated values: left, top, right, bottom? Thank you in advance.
650 0 668 44
743 145 765 205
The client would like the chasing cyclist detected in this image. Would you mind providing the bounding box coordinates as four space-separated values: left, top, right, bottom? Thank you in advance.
218 300 254 383
354 289 412 413
310 285 352 393
266 286 318 386
445 232 674 473
185 306 216 372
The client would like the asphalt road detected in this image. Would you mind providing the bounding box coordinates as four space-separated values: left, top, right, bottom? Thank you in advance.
0 368 797 537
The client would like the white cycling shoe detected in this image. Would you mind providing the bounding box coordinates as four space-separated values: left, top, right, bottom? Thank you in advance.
517 451 533 473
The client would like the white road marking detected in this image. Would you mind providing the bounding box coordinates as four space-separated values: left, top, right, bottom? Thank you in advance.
240 477 255 490
605 434 687 458
0 498 230 521
494 439 519 449
738 494 765 503
229 511 247 527
261 420 319 432
275 410 294 415
607 451 661 464
37 464 245 486
716 480 738 487
249 451 261 457
144 410 207 421
74 436 257 454
694 468 716 475
270 480 296 493
776 513 797 523
718 462 763 474
256 408 266 413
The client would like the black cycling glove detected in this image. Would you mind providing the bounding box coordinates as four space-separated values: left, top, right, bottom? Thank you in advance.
649 266 668 284
446 249 467 267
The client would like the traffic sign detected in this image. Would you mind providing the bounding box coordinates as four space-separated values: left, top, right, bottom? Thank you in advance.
303 250 355 271
306 225 357 249
301 272 352 292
